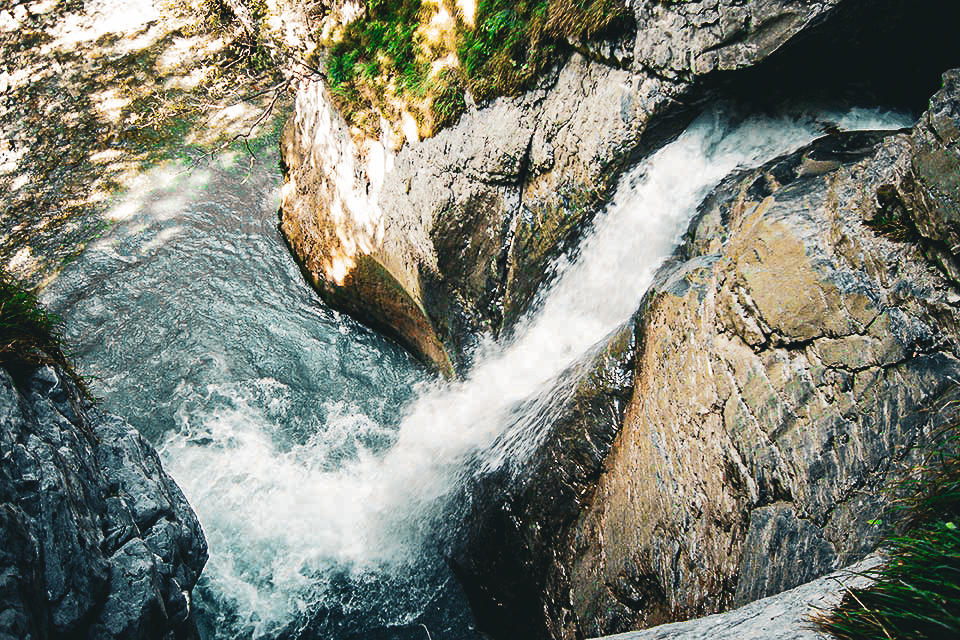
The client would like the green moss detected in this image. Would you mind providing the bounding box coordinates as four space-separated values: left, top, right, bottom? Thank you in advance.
323 0 632 137
326 0 430 131
461 0 630 100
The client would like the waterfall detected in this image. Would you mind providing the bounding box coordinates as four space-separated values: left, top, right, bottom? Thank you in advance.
78 105 910 638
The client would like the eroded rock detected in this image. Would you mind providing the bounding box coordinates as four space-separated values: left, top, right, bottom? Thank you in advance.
565 120 960 637
450 74 960 639
278 0 960 373
0 366 207 640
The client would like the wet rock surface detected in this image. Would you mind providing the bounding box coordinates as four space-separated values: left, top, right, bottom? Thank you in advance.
0 365 207 640
450 74 960 639
447 322 637 639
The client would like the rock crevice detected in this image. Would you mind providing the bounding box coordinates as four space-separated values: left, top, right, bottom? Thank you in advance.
448 73 960 639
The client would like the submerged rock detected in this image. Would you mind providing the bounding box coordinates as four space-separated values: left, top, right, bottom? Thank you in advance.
0 366 207 640
449 73 960 639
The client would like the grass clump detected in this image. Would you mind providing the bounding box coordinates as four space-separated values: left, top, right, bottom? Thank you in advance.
460 0 631 101
818 426 960 640
0 272 85 393
326 0 431 132
322 0 632 139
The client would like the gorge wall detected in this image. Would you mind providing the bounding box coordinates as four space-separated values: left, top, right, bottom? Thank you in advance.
278 0 959 374
447 72 960 639
275 0 960 637
0 365 207 640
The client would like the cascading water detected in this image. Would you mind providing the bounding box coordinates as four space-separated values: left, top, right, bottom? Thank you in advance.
43 105 911 639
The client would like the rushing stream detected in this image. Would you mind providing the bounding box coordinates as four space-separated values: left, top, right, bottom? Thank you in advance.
42 105 911 639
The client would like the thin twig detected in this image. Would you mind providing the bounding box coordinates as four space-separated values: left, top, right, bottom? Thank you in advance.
844 584 895 640
182 77 291 173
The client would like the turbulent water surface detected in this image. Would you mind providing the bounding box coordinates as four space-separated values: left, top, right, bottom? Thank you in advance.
43 106 911 639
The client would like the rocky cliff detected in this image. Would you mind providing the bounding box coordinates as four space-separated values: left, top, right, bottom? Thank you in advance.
0 365 207 640
274 0 960 637
446 72 960 639
279 0 960 374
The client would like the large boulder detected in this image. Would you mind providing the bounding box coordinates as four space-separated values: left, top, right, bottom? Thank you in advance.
0 365 207 640
447 73 960 639
278 0 960 373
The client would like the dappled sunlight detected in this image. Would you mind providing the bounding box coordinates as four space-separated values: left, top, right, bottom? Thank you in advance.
0 141 26 175
457 0 476 27
1 0 291 284
420 0 460 78
90 148 127 164
92 87 131 124
104 163 213 223
430 52 459 78
7 246 33 273
195 102 265 144
47 0 162 50
163 65 213 91
104 21 169 56
8 174 29 192
156 33 212 71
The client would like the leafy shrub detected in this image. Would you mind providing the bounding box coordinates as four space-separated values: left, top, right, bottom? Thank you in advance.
323 0 632 137
326 0 431 133
461 0 630 100
0 272 86 394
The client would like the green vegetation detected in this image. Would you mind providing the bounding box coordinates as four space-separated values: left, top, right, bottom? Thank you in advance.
326 0 432 132
865 185 921 242
0 272 86 394
323 0 632 138
818 425 960 640
459 0 630 99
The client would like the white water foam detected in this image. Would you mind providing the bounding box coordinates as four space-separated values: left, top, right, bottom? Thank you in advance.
160 105 913 637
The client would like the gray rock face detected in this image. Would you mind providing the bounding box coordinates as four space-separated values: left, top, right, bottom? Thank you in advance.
447 322 638 639
449 75 960 639
630 0 840 78
280 53 677 370
279 0 960 373
878 68 960 282
0 365 207 640
605 555 881 640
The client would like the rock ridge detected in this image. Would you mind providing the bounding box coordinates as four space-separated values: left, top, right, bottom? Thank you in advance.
0 365 207 640
447 71 960 639
279 0 960 374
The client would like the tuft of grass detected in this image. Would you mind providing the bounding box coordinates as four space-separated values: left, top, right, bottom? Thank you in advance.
326 0 431 134
460 0 631 101
322 0 632 138
0 272 87 396
865 184 921 242
818 424 960 640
